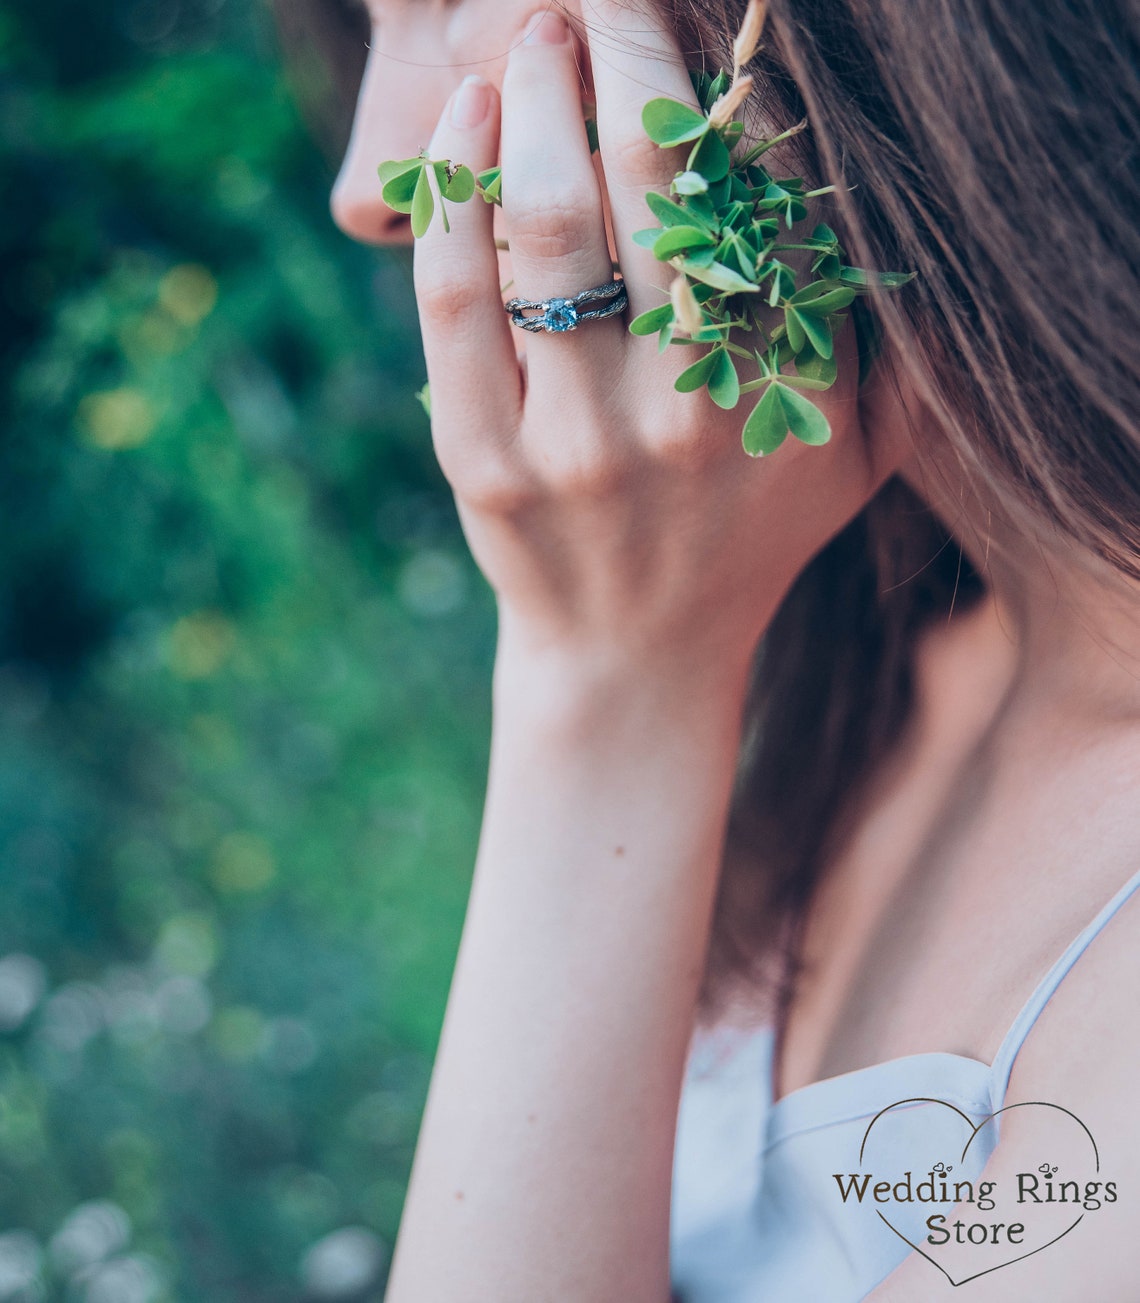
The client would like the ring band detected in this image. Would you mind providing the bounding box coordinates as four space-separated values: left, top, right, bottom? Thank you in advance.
505 278 627 334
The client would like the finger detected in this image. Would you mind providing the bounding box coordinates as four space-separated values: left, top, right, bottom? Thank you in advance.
414 75 521 431
581 0 705 317
499 10 623 371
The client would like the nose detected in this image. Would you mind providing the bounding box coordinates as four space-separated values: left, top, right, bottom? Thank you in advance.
330 167 413 247
329 46 458 248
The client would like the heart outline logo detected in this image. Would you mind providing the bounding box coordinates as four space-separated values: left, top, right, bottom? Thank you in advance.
858 1097 1101 1287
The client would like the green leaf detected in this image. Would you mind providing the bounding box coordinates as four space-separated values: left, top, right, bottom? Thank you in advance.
729 172 754 203
773 335 797 369
766 264 783 308
652 225 717 258
794 349 838 388
646 190 714 232
629 303 674 336
742 383 788 456
677 247 715 269
429 163 453 233
785 197 808 228
642 97 710 147
778 373 834 392
707 348 740 409
477 167 503 204
720 231 757 280
672 170 709 196
812 252 843 280
674 347 722 393
378 157 423 188
838 267 917 289
803 224 839 249
633 228 662 249
688 128 731 182
378 158 423 212
719 199 749 232
784 306 807 353
706 69 731 104
445 164 476 203
789 284 857 315
766 261 796 307
678 259 761 294
798 311 834 359
416 382 432 417
753 217 780 244
585 115 599 154
776 382 832 445
693 322 732 343
411 165 435 238
685 192 720 228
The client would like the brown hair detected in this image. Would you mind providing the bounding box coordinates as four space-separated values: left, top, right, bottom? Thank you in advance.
272 0 1140 1024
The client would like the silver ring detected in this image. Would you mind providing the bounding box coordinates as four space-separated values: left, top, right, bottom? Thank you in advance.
504 278 627 334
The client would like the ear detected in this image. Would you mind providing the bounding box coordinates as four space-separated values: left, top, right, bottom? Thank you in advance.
856 338 925 490
863 342 1006 587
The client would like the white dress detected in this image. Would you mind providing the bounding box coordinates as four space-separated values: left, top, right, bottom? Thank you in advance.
669 864 1140 1300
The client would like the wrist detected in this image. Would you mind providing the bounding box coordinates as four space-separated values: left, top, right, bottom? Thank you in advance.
491 608 758 739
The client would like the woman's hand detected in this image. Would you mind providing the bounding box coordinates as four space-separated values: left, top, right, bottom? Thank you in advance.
385 11 909 1297
415 0 903 696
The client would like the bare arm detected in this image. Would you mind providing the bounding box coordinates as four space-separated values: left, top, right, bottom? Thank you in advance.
384 641 749 1302
381 2 902 1297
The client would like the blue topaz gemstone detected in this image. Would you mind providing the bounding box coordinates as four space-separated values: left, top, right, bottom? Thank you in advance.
504 280 626 334
543 298 579 332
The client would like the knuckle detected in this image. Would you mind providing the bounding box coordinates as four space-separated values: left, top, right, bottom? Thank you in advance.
414 262 484 326
606 122 673 191
506 188 599 262
644 412 721 470
433 439 538 515
461 475 542 517
530 441 628 499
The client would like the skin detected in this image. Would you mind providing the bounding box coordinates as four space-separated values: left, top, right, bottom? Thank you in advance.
332 1 1140 1298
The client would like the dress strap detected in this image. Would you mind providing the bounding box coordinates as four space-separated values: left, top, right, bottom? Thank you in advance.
989 864 1140 1105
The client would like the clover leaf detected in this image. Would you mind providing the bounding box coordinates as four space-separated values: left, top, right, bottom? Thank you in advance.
642 97 710 147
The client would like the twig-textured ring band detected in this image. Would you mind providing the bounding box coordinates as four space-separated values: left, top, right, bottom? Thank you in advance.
504 277 628 334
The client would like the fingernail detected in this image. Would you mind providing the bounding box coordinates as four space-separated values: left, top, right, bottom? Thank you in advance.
523 10 569 44
450 75 491 128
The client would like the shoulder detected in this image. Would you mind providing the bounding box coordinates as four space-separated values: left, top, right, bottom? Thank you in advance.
868 875 1140 1302
1004 869 1140 1142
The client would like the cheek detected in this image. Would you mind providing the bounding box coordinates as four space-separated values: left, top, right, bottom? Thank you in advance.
441 0 588 99
348 40 455 163
442 0 536 70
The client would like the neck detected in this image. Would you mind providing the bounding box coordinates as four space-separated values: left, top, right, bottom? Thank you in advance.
898 443 1140 731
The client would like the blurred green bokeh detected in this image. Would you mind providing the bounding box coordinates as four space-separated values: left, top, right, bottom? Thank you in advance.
0 2 493 1297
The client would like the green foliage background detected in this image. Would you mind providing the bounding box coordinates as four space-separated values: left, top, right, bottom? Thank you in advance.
0 2 491 1297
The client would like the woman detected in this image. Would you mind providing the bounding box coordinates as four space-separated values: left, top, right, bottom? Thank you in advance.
293 0 1140 1297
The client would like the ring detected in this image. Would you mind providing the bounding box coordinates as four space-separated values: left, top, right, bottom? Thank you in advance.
504 277 627 334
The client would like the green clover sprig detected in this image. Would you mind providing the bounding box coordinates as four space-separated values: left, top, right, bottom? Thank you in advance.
377 0 913 456
376 156 502 238
628 65 912 455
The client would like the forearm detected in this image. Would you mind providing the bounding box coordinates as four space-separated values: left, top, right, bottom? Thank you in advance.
384 635 752 1303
